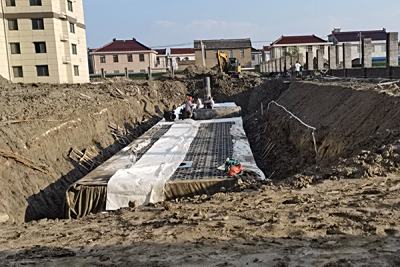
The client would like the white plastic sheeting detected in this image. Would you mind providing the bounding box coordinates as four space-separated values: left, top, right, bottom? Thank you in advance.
106 103 265 211
229 117 266 180
106 120 199 210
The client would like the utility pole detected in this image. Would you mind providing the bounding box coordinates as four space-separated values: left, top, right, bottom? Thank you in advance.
359 32 362 65
201 41 206 68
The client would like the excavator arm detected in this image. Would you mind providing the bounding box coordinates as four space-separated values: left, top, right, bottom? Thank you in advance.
217 51 229 73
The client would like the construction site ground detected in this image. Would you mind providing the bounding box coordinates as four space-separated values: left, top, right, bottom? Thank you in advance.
1 70 400 266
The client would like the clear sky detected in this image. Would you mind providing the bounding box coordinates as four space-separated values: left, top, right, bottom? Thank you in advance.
84 0 400 49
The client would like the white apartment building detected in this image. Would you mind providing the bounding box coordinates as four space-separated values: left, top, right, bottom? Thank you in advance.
0 0 89 83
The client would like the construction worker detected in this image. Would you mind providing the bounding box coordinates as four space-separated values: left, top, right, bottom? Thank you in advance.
203 96 215 109
180 94 194 119
163 105 176 122
295 61 302 78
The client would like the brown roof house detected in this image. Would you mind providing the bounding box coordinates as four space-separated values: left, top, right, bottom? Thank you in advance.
90 38 157 75
170 48 195 70
154 49 168 72
194 38 252 68
269 34 328 64
251 48 262 67
262 46 272 62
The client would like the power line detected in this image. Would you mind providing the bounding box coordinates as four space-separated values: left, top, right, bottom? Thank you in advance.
150 40 274 49
150 42 192 49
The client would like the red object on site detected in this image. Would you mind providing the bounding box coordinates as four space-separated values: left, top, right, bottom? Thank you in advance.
228 164 243 177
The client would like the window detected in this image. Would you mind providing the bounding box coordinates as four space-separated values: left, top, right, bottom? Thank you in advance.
114 70 120 74
240 49 245 58
74 65 79 76
139 54 145 62
69 22 75 33
6 0 16 6
229 50 234 58
113 55 118 62
67 0 73 12
71 44 77 55
30 0 42 6
12 66 23 78
8 19 18 30
100 56 106 63
127 54 133 62
34 42 46 53
10 43 20 54
252 54 255 61
184 57 189 61
32 18 44 30
156 57 160 64
36 65 49 76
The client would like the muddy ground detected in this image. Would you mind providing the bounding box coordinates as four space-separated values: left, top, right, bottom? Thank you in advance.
1 74 400 266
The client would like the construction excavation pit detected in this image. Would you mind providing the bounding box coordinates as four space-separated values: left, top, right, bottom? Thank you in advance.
2 71 400 266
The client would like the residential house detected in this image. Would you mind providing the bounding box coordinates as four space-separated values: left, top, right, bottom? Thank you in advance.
91 38 157 75
269 35 329 64
262 46 271 62
0 0 89 83
170 48 195 70
328 28 387 66
194 38 252 68
154 49 168 72
251 48 262 67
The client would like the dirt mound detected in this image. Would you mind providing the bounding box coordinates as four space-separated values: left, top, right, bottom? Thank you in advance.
181 65 215 78
184 71 269 110
247 80 400 187
0 79 187 223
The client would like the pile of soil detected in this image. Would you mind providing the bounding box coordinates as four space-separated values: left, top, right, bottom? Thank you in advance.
0 78 187 223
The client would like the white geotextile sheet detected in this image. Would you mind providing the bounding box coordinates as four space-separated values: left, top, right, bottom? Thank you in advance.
106 120 199 210
229 117 266 180
106 103 265 211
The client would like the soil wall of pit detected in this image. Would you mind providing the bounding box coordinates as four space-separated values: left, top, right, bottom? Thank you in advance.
0 79 187 223
248 81 400 180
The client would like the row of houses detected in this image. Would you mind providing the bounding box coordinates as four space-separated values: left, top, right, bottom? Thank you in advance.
90 28 394 76
89 39 196 75
89 37 267 75
264 28 391 68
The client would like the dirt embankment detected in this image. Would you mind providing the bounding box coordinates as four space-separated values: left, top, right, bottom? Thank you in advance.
0 78 187 223
247 80 400 187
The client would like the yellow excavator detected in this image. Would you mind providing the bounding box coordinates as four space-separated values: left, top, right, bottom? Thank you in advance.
217 51 242 78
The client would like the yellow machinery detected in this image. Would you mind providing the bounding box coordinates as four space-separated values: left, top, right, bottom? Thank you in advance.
217 51 242 77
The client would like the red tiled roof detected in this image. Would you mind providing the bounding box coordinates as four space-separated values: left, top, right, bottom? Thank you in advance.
272 35 327 45
170 48 195 55
155 49 167 55
329 29 387 42
94 38 153 53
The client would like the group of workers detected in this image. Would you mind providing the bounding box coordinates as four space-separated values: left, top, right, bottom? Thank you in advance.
163 94 215 122
285 61 303 78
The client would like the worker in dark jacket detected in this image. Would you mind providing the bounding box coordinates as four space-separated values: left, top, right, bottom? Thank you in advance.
163 105 176 122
